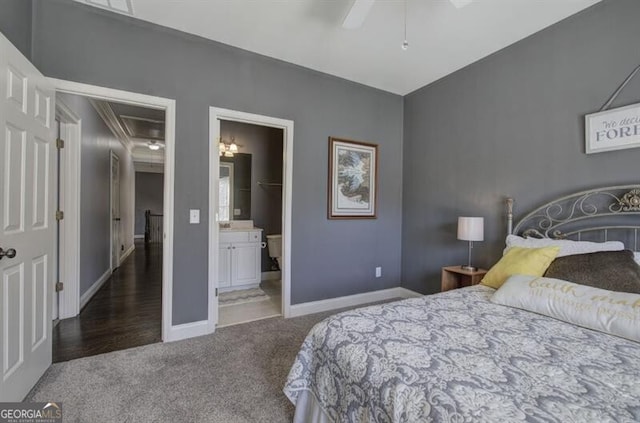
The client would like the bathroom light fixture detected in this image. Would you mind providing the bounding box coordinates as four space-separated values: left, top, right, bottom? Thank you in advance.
219 137 238 157
457 217 484 271
148 141 160 151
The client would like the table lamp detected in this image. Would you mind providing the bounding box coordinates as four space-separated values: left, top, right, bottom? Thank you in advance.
457 217 484 271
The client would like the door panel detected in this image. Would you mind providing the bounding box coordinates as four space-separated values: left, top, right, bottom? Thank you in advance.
32 138 49 230
3 124 26 233
218 244 231 288
0 32 55 401
232 243 260 285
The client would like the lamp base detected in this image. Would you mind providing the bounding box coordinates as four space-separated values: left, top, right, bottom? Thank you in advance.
461 265 478 272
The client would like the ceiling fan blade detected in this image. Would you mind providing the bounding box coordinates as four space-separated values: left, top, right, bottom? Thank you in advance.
342 0 375 30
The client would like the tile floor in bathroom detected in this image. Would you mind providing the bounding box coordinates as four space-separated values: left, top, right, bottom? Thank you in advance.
217 279 282 327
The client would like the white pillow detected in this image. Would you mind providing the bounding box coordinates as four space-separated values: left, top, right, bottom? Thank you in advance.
505 234 624 258
491 274 640 343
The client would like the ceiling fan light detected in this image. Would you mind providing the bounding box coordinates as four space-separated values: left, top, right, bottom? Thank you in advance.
148 142 160 151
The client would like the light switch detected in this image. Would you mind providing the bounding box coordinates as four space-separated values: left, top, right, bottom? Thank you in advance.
189 209 200 224
234 208 241 216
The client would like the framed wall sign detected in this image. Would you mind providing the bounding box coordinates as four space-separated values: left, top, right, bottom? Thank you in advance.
585 102 640 154
328 137 378 219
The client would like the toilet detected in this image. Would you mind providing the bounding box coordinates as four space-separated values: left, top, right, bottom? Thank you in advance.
266 234 282 269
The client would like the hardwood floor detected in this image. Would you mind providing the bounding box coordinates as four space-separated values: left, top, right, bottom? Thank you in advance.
53 241 162 362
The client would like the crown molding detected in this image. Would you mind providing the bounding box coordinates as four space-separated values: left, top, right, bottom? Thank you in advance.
89 99 133 153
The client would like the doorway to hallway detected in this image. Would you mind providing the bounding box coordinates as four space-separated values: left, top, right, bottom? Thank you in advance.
53 240 162 362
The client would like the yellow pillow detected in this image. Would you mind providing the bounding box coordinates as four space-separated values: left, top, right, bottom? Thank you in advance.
481 246 560 289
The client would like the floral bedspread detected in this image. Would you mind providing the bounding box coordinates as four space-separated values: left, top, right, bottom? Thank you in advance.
284 286 640 422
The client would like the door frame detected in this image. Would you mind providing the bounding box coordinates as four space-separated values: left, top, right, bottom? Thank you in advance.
48 78 176 342
208 107 294 324
54 99 81 319
109 151 120 272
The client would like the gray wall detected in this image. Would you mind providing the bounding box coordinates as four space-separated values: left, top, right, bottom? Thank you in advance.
0 0 32 58
135 172 164 236
220 120 283 272
401 0 640 294
59 93 135 296
28 0 403 323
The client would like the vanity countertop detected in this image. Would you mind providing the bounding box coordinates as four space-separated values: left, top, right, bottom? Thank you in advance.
219 227 262 232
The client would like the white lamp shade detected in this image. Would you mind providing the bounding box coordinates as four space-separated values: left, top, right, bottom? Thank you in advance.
457 217 484 241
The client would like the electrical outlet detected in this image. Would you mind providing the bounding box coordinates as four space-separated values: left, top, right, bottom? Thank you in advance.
234 208 241 216
375 267 382 278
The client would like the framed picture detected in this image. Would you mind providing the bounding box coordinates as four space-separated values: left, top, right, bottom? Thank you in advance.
585 102 640 154
328 137 378 219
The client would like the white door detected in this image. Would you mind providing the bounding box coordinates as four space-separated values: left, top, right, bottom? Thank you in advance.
0 32 56 401
110 152 120 270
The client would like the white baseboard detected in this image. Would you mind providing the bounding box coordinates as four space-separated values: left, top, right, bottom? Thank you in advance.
120 244 135 262
134 234 145 239
289 286 423 318
80 268 111 310
261 271 281 281
166 320 212 342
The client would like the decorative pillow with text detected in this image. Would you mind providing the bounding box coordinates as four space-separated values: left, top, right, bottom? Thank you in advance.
491 274 640 343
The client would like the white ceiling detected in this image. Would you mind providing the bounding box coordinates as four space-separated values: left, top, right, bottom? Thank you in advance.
75 0 601 95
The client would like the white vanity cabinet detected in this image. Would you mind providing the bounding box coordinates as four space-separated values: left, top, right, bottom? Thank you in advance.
218 229 263 291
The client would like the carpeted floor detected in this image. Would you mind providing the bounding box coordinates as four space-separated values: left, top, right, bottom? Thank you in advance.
27 303 393 422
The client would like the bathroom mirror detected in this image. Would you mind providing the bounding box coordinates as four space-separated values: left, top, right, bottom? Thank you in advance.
220 153 251 220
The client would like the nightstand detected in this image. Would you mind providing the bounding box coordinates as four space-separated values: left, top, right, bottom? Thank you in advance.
441 266 488 292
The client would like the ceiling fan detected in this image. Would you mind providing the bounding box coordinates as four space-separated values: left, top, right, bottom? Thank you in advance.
342 0 474 30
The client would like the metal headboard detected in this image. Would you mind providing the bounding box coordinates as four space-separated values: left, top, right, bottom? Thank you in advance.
506 185 640 252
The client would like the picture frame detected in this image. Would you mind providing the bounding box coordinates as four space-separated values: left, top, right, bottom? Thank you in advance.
585 102 640 154
328 137 378 219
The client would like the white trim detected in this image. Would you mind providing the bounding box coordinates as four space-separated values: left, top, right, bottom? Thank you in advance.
165 320 210 342
120 243 135 263
55 100 82 319
209 107 294 336
289 287 422 318
48 78 176 343
134 234 145 239
89 99 133 153
79 268 111 310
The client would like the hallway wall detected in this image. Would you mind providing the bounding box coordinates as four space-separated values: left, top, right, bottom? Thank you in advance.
58 93 136 296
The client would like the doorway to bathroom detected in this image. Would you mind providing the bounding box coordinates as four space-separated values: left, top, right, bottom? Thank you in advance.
208 108 293 328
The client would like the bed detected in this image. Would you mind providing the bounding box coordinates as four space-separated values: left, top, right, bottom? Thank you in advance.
284 186 640 422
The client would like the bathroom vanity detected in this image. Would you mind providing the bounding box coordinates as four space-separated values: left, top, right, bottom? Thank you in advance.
218 227 263 292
